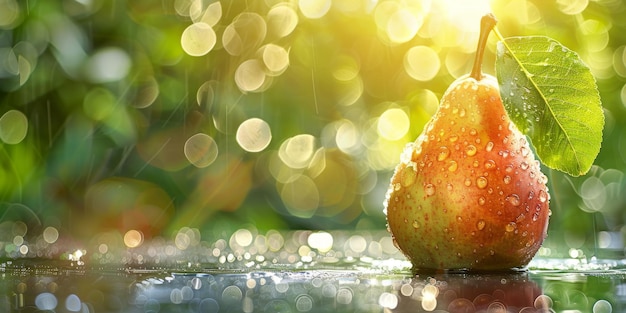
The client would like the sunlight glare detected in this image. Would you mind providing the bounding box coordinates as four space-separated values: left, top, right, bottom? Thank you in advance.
438 0 491 34
432 0 492 52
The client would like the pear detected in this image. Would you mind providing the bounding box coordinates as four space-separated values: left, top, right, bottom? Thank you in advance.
384 14 550 271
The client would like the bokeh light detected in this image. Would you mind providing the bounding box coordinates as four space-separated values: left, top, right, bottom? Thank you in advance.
405 46 440 81
181 22 217 57
236 118 272 152
298 0 331 19
0 109 28 144
83 47 131 83
124 230 144 248
267 4 298 38
377 108 410 141
184 133 219 168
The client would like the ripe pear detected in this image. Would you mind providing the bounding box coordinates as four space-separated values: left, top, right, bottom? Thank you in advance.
384 14 550 271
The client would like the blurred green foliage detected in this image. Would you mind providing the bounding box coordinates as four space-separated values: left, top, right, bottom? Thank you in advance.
0 0 625 258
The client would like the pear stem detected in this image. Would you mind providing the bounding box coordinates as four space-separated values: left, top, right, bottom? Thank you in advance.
470 13 498 81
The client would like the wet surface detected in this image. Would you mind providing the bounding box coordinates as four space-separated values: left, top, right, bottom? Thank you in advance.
1 257 625 312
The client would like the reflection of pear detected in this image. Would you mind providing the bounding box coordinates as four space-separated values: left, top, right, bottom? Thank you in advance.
384 14 550 271
395 273 543 312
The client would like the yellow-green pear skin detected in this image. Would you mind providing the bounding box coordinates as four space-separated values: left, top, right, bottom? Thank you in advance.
384 74 550 271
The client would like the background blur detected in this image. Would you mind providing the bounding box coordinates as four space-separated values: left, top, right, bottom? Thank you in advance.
0 0 625 261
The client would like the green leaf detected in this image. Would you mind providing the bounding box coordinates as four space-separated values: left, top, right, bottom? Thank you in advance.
495 36 604 177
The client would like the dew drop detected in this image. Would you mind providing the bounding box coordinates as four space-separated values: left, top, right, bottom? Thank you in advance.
412 220 419 229
528 190 534 200
447 183 453 191
503 175 512 184
506 194 521 206
485 141 494 152
394 183 401 191
538 190 548 203
447 160 458 172
437 146 450 161
532 212 540 222
505 164 514 173
425 184 436 196
505 222 516 232
449 135 459 142
456 216 463 222
478 196 486 205
464 178 472 187
469 129 477 136
520 162 529 171
520 146 529 157
466 145 477 156
490 250 495 255
476 176 488 189
477 220 485 230
484 160 495 169
473 160 479 168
